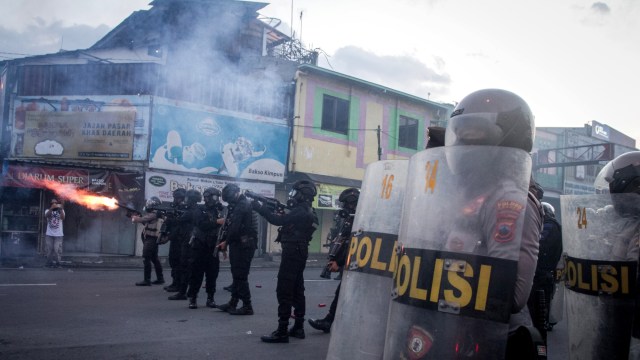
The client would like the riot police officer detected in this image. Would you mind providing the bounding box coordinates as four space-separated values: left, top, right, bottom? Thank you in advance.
186 187 224 309
168 189 201 301
131 197 165 286
308 187 359 334
164 188 187 292
255 180 319 343
216 184 258 315
383 89 544 359
590 151 640 358
445 89 543 335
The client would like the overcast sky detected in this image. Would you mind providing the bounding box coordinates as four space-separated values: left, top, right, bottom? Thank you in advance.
2 0 639 145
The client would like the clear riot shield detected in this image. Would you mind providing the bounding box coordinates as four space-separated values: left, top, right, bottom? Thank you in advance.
327 160 408 360
561 194 639 360
383 146 532 360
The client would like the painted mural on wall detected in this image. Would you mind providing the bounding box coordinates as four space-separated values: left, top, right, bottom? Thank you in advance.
13 96 150 161
149 98 288 183
145 170 274 203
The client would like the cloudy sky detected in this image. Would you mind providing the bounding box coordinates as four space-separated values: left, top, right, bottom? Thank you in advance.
2 0 639 145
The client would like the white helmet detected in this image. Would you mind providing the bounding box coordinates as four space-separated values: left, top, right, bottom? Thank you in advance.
541 202 555 217
594 151 640 194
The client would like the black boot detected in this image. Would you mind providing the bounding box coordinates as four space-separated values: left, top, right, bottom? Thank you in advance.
206 293 216 308
188 297 198 309
308 317 332 333
289 317 306 339
135 279 151 286
164 281 179 292
261 322 289 343
168 292 187 300
228 301 253 315
152 276 165 285
217 297 239 312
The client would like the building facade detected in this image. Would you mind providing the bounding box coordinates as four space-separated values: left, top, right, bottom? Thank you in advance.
532 120 637 215
0 0 453 261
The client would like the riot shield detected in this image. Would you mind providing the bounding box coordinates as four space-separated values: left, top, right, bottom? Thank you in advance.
383 145 532 359
561 194 639 360
326 160 408 360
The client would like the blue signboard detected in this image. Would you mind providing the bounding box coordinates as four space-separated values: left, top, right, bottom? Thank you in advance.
150 98 288 182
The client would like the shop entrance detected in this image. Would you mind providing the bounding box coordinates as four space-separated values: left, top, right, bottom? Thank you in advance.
0 187 43 257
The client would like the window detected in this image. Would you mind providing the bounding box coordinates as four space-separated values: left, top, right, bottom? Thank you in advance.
398 115 418 149
321 94 349 134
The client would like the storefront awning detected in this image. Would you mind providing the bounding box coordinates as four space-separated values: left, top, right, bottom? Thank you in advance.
287 172 361 188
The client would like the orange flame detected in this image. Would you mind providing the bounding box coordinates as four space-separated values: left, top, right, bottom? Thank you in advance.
30 179 119 211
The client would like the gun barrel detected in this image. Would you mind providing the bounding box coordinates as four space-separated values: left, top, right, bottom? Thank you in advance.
116 202 141 215
246 191 287 211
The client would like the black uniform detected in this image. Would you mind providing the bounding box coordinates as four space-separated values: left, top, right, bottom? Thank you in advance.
171 202 200 299
308 188 358 335
219 194 257 313
254 200 318 331
186 203 223 306
325 214 352 323
165 201 187 291
527 208 563 340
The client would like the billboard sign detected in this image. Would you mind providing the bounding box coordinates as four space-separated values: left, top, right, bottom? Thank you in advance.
149 98 289 182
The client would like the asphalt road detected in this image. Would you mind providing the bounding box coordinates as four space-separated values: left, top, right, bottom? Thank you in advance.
0 266 569 360
0 266 337 360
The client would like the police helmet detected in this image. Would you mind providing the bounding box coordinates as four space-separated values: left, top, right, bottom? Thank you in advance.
541 202 555 217
339 187 360 213
339 187 360 205
203 187 221 202
289 180 317 202
222 183 241 204
146 196 162 209
594 151 640 194
185 189 202 205
446 89 535 152
173 188 186 200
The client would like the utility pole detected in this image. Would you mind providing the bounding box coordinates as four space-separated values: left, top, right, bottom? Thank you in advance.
377 125 382 160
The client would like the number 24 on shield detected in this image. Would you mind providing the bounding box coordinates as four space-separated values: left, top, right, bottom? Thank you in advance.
576 207 588 229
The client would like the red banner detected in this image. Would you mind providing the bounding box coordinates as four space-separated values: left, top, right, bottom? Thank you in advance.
2 165 88 188
1 164 144 207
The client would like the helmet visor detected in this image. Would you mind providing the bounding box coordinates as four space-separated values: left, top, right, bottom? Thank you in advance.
594 161 613 193
445 113 503 147
204 194 219 202
288 189 298 199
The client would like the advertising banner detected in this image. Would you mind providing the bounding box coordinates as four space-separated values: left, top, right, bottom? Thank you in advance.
145 170 275 203
149 98 289 182
14 96 149 161
313 183 352 210
22 111 134 160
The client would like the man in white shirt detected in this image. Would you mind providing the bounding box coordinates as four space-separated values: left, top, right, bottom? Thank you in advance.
44 199 65 267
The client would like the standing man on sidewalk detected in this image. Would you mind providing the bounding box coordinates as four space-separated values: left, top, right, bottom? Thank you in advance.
44 199 65 268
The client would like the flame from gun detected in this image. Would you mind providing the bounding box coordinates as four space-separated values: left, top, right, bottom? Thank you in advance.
24 178 119 211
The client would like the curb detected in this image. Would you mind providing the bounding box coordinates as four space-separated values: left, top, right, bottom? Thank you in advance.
0 254 330 270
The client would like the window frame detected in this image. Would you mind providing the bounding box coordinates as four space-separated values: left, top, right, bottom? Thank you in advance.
321 94 350 135
397 115 419 150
